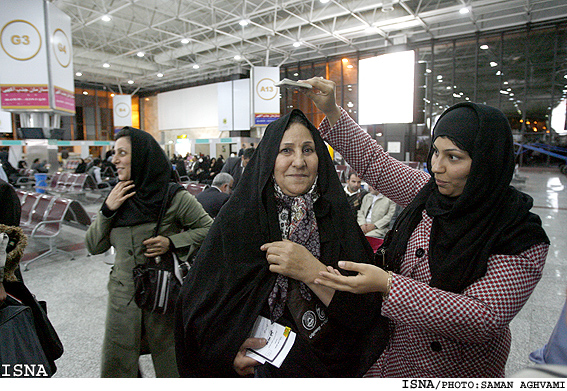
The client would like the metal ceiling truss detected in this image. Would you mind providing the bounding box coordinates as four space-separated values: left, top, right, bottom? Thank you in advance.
55 0 567 117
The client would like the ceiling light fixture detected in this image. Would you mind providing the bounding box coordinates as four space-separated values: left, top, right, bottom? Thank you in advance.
137 52 144 57
320 0 330 3
103 63 110 68
128 80 134 84
157 72 164 77
193 64 200 69
181 38 190 44
382 1 394 12
490 62 498 67
459 7 470 15
239 19 249 27
480 44 489 50
75 72 82 77
293 41 301 47
101 15 112 22
82 91 88 95
234 55 242 61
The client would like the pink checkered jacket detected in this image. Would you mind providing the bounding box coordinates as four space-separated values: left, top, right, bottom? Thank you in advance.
319 108 549 378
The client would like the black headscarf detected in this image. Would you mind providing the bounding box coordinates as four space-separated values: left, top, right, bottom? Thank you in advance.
175 109 388 377
111 127 182 227
383 102 549 293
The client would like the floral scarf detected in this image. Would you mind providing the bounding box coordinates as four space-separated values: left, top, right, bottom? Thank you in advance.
268 178 320 321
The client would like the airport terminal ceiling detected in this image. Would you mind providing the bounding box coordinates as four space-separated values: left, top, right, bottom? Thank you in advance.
56 0 567 119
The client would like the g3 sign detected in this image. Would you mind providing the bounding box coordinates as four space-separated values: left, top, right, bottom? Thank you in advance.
0 20 42 61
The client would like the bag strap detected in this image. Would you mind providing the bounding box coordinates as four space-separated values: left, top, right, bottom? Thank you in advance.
152 183 182 237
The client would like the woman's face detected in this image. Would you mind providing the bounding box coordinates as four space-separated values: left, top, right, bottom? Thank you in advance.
274 123 319 197
430 136 472 197
112 136 132 181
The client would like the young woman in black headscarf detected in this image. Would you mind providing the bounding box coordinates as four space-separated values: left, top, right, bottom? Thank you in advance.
175 110 389 377
301 77 550 377
86 127 213 377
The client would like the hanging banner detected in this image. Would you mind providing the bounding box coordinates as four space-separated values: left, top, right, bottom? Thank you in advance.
0 0 74 114
47 2 75 114
252 66 280 126
0 0 49 110
113 95 133 128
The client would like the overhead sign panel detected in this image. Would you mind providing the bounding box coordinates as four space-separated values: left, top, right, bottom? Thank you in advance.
252 66 280 126
0 0 74 114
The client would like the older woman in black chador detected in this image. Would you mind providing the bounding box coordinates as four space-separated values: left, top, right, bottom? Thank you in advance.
175 110 388 377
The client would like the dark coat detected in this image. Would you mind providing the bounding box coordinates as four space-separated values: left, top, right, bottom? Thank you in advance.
220 156 244 189
195 186 229 218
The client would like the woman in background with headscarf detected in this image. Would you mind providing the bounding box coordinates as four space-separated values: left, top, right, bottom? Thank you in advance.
175 110 388 377
301 77 549 377
86 127 213 377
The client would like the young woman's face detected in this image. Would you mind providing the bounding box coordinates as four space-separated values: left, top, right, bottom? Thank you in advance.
430 136 472 197
274 123 319 197
112 136 132 181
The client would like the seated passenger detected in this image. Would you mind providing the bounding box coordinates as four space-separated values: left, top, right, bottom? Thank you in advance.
195 172 233 218
357 185 397 239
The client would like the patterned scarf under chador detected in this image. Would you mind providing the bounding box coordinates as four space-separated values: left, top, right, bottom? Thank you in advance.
268 179 320 321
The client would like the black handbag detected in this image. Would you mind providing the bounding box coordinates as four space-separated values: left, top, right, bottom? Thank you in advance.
132 184 182 315
2 280 64 376
0 294 54 377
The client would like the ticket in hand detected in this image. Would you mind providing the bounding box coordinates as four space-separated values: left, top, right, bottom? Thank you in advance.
274 78 313 89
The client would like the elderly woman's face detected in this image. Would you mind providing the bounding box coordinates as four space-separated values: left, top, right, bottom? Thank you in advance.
274 123 319 197
112 136 132 181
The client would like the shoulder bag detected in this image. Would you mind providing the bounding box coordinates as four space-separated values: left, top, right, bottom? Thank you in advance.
132 183 183 314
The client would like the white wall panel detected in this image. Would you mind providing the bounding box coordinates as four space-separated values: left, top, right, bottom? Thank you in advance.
158 84 218 130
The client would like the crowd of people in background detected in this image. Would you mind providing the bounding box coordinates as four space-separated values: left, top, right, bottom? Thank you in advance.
1 76 563 379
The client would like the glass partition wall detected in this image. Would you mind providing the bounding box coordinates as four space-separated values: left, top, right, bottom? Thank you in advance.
280 21 567 166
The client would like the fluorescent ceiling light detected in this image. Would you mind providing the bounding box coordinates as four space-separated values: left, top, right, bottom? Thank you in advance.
157 73 164 77
137 52 144 57
103 63 110 68
480 44 489 50
128 80 134 84
459 7 470 14
101 15 112 22
239 19 249 26
293 41 301 47
193 64 200 69
75 72 82 76
181 38 189 44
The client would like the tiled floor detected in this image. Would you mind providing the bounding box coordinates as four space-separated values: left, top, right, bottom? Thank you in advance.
17 167 567 378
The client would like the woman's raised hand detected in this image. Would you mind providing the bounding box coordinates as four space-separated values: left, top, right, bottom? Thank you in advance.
299 77 342 127
315 261 390 294
104 180 136 211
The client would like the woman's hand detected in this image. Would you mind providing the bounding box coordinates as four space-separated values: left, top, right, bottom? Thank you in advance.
104 180 136 211
143 235 171 258
233 337 267 376
261 239 335 306
360 223 375 234
261 239 323 284
299 77 342 127
315 261 390 294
